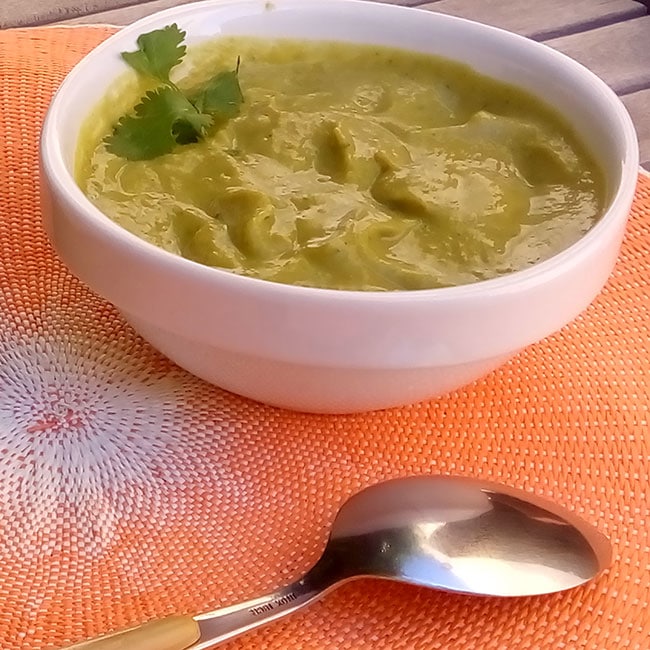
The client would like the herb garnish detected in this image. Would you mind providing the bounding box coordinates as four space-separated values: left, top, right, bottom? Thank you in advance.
105 24 243 161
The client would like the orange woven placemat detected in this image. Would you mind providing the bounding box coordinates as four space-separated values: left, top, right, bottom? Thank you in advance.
1 25 649 650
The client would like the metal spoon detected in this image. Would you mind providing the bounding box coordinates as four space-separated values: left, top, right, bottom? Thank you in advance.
63 475 611 650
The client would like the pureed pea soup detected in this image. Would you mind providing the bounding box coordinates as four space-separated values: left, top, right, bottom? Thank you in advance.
77 35 605 291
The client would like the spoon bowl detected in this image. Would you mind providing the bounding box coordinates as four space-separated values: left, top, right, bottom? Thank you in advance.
325 475 610 597
63 475 611 650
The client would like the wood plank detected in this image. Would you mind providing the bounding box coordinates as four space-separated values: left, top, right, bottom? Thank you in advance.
370 0 439 6
419 0 646 40
58 0 436 26
59 0 203 26
545 16 650 95
622 89 650 169
0 0 139 27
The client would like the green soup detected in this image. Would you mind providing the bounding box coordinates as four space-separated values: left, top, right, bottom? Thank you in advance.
77 37 605 291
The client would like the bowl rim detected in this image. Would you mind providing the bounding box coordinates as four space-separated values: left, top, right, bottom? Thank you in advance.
40 0 640 304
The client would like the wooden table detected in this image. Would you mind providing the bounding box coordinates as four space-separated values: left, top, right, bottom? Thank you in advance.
2 0 649 168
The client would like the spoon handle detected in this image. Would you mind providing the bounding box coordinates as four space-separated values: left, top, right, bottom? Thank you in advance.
57 573 332 650
189 576 328 649
60 616 201 650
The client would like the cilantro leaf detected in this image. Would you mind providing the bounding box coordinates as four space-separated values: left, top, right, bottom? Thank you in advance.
108 25 245 160
105 86 212 160
121 24 186 83
193 60 244 119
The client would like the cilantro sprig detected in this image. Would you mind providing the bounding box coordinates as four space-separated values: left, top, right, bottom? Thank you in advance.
105 24 243 160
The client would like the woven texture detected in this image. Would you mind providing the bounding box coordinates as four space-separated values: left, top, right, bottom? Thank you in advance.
1 26 649 650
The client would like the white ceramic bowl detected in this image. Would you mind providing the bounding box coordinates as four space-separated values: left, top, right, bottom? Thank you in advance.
40 0 638 413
